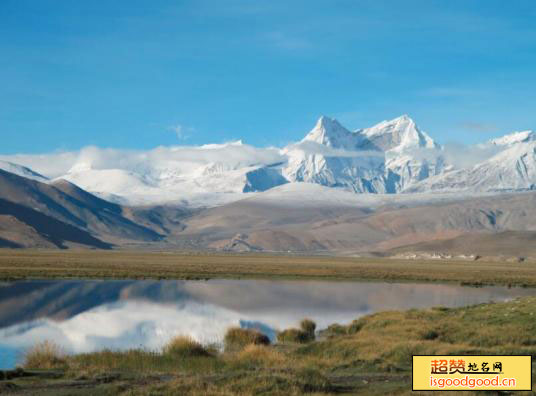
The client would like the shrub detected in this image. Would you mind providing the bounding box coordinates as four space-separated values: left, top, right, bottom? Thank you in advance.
224 327 270 352
162 336 210 357
23 340 66 369
299 319 316 340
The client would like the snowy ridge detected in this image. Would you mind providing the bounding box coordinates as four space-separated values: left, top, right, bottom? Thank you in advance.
406 141 536 193
0 160 49 182
358 114 437 152
1 115 535 207
489 130 535 146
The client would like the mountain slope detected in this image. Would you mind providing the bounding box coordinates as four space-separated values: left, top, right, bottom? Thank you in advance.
170 184 536 254
0 160 49 183
406 141 536 193
357 114 437 152
0 198 112 249
0 169 163 247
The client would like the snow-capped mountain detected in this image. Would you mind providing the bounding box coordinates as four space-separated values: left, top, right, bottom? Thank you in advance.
406 141 536 193
1 115 534 207
357 114 437 152
489 130 535 146
283 114 445 193
57 142 287 206
361 115 446 191
283 117 388 193
299 116 367 149
0 160 49 183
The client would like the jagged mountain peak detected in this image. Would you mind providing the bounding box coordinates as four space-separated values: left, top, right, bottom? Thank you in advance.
315 115 344 129
358 115 436 152
361 114 415 134
302 116 359 149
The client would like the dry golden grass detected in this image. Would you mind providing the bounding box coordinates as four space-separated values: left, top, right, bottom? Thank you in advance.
234 344 286 367
23 340 66 369
223 327 270 352
15 297 536 395
1 249 536 286
309 297 536 372
162 336 211 357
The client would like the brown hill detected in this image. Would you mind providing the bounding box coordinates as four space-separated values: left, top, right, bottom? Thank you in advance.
2 166 536 257
0 170 163 248
173 190 536 256
0 198 111 249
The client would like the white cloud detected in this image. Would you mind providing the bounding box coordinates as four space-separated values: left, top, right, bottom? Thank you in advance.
441 143 503 169
0 142 285 179
0 138 510 184
1 278 530 366
401 143 504 170
168 124 194 140
285 140 384 159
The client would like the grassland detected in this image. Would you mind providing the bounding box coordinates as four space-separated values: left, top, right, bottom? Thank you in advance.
1 249 536 286
4 296 536 395
2 250 536 394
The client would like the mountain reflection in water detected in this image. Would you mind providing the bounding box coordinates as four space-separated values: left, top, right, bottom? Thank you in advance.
1 279 535 369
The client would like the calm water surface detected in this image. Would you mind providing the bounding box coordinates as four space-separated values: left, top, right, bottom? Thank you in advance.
1 279 535 369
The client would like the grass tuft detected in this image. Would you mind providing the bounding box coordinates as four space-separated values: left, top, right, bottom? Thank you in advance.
162 336 211 357
299 318 316 340
277 318 317 344
223 327 270 352
277 328 311 344
23 340 66 369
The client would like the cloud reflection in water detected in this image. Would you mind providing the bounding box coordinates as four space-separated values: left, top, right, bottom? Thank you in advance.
1 279 535 368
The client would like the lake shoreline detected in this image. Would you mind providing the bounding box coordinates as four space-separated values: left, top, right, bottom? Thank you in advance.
5 296 536 395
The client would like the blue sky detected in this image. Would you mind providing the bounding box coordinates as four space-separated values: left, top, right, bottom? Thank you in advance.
1 0 535 153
